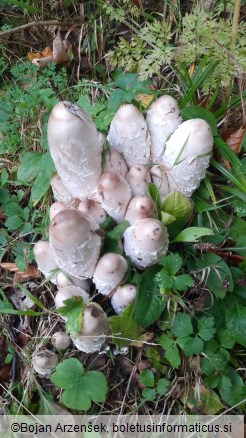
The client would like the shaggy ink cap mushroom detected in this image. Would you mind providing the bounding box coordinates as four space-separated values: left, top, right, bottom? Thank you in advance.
33 241 58 284
104 150 128 178
124 218 169 269
56 272 90 292
124 195 157 225
126 165 151 197
150 165 170 199
78 199 107 224
93 252 128 296
47 101 101 200
50 173 74 204
111 284 137 314
49 201 74 221
54 285 90 310
49 209 101 279
32 350 58 377
107 104 151 167
51 331 71 350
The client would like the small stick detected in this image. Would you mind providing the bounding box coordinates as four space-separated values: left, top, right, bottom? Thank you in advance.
0 20 81 39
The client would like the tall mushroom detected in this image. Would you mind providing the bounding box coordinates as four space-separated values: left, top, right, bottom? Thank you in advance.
104 150 128 178
33 241 58 283
50 174 74 205
47 101 101 200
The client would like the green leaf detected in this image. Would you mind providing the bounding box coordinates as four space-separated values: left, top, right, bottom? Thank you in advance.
225 304 246 347
218 367 245 406
109 305 143 349
159 334 181 369
218 329 235 349
161 253 182 276
139 369 155 388
133 266 165 328
17 151 42 182
156 378 169 396
172 227 214 243
173 274 194 291
103 221 130 254
181 105 218 136
198 317 216 341
204 374 220 389
195 253 234 298
2 201 21 216
178 335 204 356
51 358 108 411
142 388 156 401
5 215 23 230
172 313 193 338
155 271 173 290
161 191 193 236
31 152 55 204
58 297 85 338
161 211 177 226
147 183 161 219
107 221 130 240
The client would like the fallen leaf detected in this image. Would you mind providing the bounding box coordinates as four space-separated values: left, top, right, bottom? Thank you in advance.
135 94 155 108
188 63 196 77
226 124 246 155
27 46 53 61
0 263 40 283
52 29 68 63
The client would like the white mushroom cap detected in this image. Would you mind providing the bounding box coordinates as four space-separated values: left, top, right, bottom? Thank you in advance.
49 209 101 279
97 172 132 223
104 150 128 178
50 201 74 221
56 272 90 292
78 199 106 224
162 118 213 197
123 218 169 269
126 165 151 197
50 173 74 204
33 240 58 284
146 95 182 161
54 286 90 310
93 253 128 296
47 101 101 200
107 104 151 167
150 164 170 199
32 350 58 377
111 284 137 314
72 303 110 353
124 196 157 225
51 331 71 350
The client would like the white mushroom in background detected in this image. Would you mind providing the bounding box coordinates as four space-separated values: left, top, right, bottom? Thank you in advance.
32 350 58 377
124 218 169 269
162 118 213 197
72 303 110 353
78 199 106 224
54 285 90 310
97 172 132 223
33 240 58 284
93 253 128 296
124 196 157 225
104 150 128 178
107 104 151 167
111 284 137 314
47 101 101 200
126 165 151 197
50 174 74 205
49 209 101 279
150 164 170 199
51 331 71 350
56 272 90 292
146 95 182 162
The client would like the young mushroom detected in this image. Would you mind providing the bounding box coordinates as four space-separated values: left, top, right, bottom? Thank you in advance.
150 164 170 199
107 104 151 167
56 272 90 292
104 150 128 178
124 196 157 225
49 209 101 279
47 101 101 200
51 331 71 350
93 253 128 296
111 284 137 314
97 172 132 223
50 201 73 221
72 303 110 353
124 218 169 269
33 240 58 284
54 285 90 310
50 173 74 205
78 199 106 224
146 95 182 162
126 165 151 197
32 350 58 377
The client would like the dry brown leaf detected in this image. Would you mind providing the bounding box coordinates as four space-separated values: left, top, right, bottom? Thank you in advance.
226 124 246 155
52 29 68 63
27 46 53 62
135 94 155 108
0 263 40 283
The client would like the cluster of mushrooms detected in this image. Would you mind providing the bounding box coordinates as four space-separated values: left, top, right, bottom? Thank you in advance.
33 95 213 368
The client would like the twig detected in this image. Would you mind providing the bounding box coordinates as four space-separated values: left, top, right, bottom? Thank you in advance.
0 20 81 39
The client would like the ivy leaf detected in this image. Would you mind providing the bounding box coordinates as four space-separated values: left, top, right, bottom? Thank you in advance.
109 305 143 349
51 358 108 411
171 313 193 338
173 274 194 291
172 227 214 243
58 297 85 338
139 369 154 388
156 378 169 396
159 334 181 369
198 317 216 341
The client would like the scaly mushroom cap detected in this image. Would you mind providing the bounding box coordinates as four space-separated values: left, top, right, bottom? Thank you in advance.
111 284 137 314
146 95 182 161
97 172 132 223
49 209 101 279
124 196 157 225
56 272 90 292
72 303 110 353
93 253 128 295
47 101 101 200
32 350 58 377
51 331 71 350
107 104 151 167
50 201 73 221
150 164 170 199
104 150 128 178
54 285 90 310
162 118 213 197
78 199 106 224
123 218 169 269
50 173 74 204
126 165 151 197
33 240 58 283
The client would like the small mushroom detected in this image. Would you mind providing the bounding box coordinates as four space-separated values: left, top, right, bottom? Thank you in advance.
47 101 101 200
126 165 151 197
104 150 128 178
50 201 73 221
123 218 169 269
146 95 182 161
54 285 90 310
32 350 58 377
51 331 71 350
124 196 157 225
49 209 101 279
93 253 128 296
107 104 151 167
33 240 58 283
56 272 90 292
78 199 106 224
97 172 132 223
50 174 74 204
150 164 170 199
111 284 137 314
72 303 110 353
